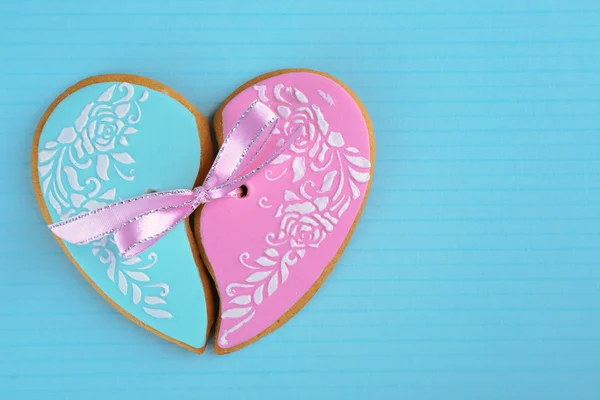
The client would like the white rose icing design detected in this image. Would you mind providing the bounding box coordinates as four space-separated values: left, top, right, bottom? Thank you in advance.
38 83 173 319
217 81 371 346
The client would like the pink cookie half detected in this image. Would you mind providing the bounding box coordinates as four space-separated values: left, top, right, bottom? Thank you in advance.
197 69 375 353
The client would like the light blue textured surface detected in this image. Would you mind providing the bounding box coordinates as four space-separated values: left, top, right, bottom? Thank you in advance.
37 82 208 349
1 1 600 399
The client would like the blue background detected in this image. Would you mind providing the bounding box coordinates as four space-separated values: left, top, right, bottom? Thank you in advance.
1 1 599 399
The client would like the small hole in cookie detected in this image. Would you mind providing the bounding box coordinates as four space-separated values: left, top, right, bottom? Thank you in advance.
145 188 157 194
239 185 249 198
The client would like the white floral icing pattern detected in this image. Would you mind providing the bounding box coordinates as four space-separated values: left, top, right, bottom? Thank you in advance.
38 83 172 319
218 83 371 345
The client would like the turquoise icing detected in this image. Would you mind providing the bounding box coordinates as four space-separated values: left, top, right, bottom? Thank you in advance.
37 81 208 349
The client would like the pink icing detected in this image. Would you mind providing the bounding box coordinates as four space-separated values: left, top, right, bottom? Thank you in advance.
200 72 372 349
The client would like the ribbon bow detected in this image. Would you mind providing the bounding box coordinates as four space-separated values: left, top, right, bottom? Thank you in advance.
49 101 300 257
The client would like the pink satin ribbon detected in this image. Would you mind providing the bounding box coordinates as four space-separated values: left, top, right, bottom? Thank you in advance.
49 101 300 257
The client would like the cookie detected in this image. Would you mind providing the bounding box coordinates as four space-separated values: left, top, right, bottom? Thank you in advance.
32 74 215 353
197 69 375 354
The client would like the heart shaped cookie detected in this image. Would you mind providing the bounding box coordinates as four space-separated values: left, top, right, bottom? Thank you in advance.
197 69 375 353
32 74 215 353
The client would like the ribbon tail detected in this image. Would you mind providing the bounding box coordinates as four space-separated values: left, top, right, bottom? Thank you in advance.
49 190 195 248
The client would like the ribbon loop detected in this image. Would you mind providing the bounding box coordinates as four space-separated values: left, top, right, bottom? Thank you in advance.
204 101 278 186
49 100 301 258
